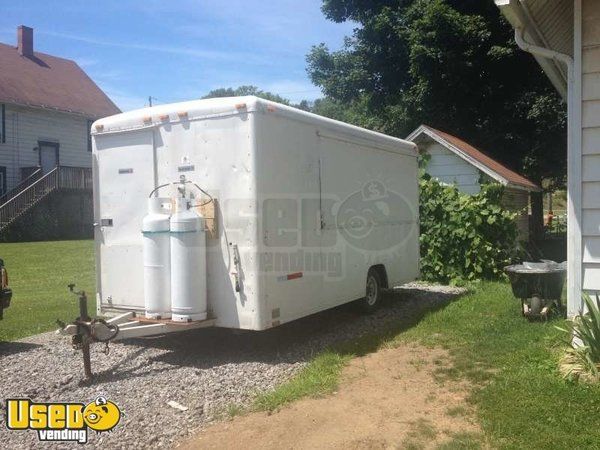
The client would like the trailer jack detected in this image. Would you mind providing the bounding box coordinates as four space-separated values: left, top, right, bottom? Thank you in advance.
56 284 120 380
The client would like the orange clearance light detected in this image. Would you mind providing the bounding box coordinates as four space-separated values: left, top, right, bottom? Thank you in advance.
143 116 152 124
266 105 277 112
177 111 188 119
95 124 104 132
235 103 247 110
159 114 169 121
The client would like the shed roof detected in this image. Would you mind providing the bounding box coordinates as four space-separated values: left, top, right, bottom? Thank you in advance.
0 42 120 118
407 125 541 192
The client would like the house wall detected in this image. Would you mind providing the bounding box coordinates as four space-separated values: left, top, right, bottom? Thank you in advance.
581 0 600 292
0 103 91 192
423 142 481 194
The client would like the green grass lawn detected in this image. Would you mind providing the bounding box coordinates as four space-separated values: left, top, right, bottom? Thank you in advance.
402 283 600 449
0 240 95 341
259 282 600 449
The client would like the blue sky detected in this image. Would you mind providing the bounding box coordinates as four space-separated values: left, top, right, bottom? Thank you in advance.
0 1 354 111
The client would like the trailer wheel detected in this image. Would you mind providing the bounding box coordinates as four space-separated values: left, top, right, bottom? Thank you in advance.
359 269 382 314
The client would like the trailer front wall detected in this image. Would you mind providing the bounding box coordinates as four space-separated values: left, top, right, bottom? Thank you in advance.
94 114 263 330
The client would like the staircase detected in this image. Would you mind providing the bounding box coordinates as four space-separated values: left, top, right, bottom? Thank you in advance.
0 166 92 232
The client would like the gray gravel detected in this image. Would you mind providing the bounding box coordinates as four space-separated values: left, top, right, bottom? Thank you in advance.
0 283 464 449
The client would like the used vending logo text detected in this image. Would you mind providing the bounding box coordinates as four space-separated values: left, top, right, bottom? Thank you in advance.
5 396 121 444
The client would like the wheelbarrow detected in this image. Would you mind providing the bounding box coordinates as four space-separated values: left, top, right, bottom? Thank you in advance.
505 260 567 320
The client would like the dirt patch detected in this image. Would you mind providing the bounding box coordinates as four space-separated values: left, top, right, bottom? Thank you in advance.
178 344 482 449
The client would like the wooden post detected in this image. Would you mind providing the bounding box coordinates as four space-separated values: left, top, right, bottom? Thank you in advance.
530 191 544 240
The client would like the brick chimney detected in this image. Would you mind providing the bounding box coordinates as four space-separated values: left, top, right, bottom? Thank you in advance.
17 25 33 57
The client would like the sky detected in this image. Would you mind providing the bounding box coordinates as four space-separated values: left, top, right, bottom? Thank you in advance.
0 1 355 111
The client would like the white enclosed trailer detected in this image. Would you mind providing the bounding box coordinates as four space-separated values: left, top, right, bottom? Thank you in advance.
88 96 419 337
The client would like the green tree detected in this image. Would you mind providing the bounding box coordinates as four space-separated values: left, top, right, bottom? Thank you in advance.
311 96 380 129
202 85 291 105
307 0 567 189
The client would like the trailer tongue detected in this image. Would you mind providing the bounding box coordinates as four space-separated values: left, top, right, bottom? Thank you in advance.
57 285 215 380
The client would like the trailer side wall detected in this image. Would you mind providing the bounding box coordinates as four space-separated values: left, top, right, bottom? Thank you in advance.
255 108 419 327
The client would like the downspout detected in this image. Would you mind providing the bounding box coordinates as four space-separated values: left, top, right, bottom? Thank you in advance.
514 29 573 73
514 28 582 317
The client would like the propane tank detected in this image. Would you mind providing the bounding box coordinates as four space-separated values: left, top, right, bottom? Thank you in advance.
170 196 207 322
142 197 171 319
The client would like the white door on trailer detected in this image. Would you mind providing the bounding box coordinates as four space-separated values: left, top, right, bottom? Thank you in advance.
95 130 156 309
319 135 370 305
257 115 324 324
319 134 418 304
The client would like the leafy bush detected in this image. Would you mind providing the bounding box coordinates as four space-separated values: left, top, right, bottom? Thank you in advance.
557 293 600 384
419 175 520 284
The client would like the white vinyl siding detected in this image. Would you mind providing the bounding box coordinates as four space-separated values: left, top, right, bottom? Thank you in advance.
423 142 481 195
582 127 600 154
0 103 91 191
581 0 600 290
583 263 600 289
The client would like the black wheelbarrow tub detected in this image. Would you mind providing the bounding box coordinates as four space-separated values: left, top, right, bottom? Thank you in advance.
505 262 567 300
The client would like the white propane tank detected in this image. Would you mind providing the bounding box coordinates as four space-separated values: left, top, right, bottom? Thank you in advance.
142 197 172 319
170 197 207 322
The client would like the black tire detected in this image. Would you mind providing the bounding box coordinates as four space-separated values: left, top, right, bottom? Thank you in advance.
359 269 382 314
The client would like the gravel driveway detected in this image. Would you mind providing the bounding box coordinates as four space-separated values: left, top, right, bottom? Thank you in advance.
0 283 464 449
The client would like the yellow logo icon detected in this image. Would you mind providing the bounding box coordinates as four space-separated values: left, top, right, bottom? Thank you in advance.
83 396 121 432
5 396 121 444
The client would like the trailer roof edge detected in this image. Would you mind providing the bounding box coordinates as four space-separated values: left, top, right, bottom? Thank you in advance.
92 96 417 156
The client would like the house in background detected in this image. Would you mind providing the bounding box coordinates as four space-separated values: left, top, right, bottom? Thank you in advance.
407 125 541 241
0 25 120 240
495 0 599 317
